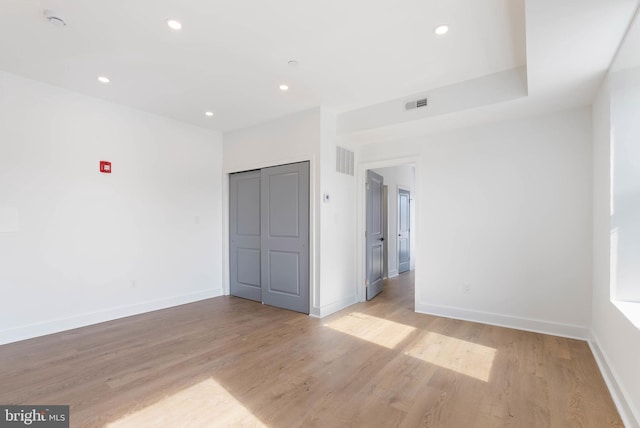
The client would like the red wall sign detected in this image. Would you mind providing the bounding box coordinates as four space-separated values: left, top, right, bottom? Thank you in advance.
99 161 112 174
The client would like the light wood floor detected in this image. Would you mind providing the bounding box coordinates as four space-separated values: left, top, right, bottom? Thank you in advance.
0 272 622 427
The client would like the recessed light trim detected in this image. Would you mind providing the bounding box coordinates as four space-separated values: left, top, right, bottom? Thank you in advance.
287 60 299 67
97 76 110 84
434 25 449 36
205 111 214 117
166 19 182 31
279 84 289 91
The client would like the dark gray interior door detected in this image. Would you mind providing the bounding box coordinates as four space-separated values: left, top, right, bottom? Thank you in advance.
229 170 262 302
366 170 385 300
398 188 410 274
261 162 310 314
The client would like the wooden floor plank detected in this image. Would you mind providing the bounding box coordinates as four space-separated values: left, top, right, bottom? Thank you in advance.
0 272 622 427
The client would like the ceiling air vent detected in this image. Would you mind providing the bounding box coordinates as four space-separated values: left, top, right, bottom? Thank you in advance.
405 97 428 111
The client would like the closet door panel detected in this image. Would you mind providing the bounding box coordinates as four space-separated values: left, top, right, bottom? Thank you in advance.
260 162 310 314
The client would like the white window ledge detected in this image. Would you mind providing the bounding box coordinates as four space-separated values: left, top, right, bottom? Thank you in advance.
613 300 640 330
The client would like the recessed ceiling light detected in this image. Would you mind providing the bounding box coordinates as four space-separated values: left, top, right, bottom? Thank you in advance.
166 19 182 31
434 25 449 36
288 60 299 67
205 111 214 117
279 84 289 91
97 76 110 84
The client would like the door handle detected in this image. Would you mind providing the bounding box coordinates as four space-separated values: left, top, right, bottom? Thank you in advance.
379 237 384 241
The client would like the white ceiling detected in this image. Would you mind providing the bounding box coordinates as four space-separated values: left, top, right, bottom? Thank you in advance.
1 0 525 132
0 0 637 136
340 0 640 144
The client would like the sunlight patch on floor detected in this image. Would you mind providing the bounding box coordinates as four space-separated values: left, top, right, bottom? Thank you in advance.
106 378 265 428
404 332 496 382
324 312 416 349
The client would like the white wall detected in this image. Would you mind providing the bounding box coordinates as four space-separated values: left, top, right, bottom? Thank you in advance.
319 109 357 316
223 108 356 317
371 165 416 276
358 108 593 338
223 108 321 174
0 71 224 345
591 71 640 428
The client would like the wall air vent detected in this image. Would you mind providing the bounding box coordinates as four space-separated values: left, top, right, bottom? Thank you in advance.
405 97 428 111
336 146 354 176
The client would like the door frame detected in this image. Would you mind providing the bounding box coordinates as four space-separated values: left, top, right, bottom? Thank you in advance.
356 156 420 303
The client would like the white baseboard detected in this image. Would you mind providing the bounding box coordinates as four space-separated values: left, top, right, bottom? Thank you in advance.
589 334 640 428
309 306 321 318
415 302 590 340
388 270 399 278
0 288 223 346
317 294 358 318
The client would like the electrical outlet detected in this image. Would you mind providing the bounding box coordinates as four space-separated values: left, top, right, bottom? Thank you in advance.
463 282 471 294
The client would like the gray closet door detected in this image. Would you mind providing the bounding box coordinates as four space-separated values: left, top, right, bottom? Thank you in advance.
398 188 410 274
366 170 385 300
229 170 262 302
261 162 310 314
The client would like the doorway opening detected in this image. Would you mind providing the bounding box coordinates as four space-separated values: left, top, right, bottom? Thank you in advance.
357 158 418 306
